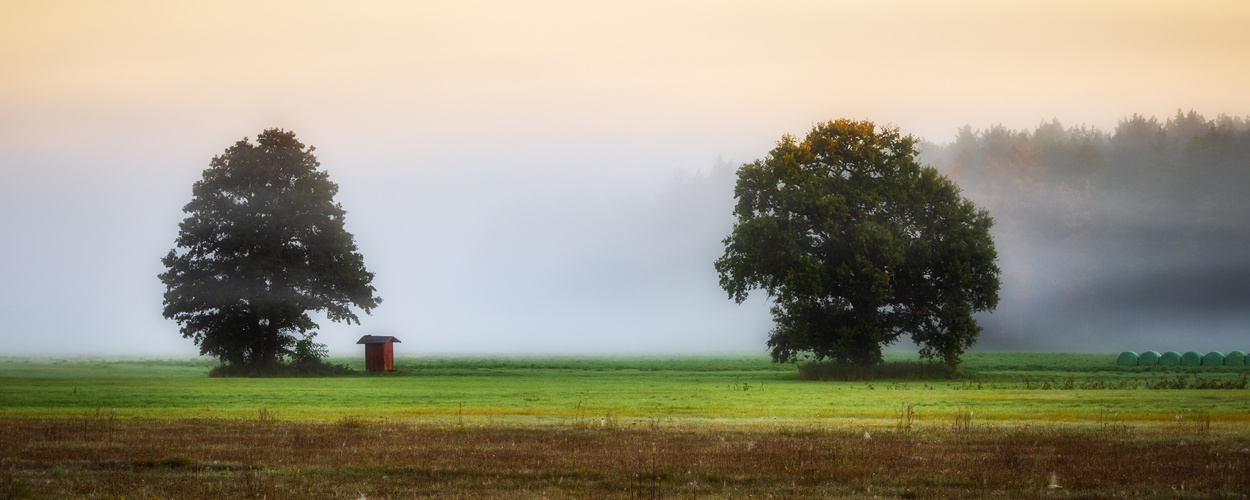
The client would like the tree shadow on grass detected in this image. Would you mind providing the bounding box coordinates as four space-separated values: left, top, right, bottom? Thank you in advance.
797 360 963 381
207 360 354 378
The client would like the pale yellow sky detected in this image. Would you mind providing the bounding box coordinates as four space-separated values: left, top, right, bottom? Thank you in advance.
3 0 1248 151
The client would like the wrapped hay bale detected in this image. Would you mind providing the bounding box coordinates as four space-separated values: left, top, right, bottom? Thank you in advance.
1225 351 1246 366
1137 351 1161 365
1202 351 1225 366
1116 351 1139 366
1180 351 1203 366
1159 351 1182 366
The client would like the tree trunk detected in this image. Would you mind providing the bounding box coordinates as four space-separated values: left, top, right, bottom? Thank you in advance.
262 322 281 369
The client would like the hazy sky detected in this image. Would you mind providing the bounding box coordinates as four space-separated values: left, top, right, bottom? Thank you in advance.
3 1 1249 357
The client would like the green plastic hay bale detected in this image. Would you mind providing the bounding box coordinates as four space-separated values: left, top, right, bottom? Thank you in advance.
1137 351 1161 365
1202 351 1225 366
1158 351 1182 366
1116 351 1139 366
1180 351 1203 366
1225 351 1246 366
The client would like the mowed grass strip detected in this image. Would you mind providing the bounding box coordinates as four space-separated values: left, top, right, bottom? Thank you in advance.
3 417 1249 499
1 354 1248 424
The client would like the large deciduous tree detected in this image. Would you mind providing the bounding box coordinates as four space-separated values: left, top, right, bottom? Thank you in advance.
159 129 381 370
715 119 1000 367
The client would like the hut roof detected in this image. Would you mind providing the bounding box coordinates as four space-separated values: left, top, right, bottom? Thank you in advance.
357 335 402 344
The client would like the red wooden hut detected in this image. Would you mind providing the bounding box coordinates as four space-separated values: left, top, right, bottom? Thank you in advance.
356 335 401 371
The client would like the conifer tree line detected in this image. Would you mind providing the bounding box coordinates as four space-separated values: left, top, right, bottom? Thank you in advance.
922 111 1250 234
919 111 1250 344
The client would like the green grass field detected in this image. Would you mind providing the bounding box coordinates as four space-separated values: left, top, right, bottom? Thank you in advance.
3 352 1248 426
5 353 1250 498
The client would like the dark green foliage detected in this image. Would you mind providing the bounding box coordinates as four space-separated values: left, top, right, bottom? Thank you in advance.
1201 351 1225 366
1011 374 1248 391
1137 351 1160 365
292 332 331 367
1180 351 1202 366
159 129 381 372
1159 351 1182 366
716 119 1000 367
1014 375 1143 390
1145 374 1248 390
1116 351 1138 366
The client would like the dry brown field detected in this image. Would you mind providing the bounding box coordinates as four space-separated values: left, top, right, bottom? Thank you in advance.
3 416 1249 499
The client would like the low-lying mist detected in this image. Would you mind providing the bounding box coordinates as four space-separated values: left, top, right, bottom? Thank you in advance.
356 110 1250 356
5 111 1246 357
918 111 1250 352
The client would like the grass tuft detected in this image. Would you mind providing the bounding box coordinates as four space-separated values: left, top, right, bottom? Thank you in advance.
336 414 364 430
141 455 201 469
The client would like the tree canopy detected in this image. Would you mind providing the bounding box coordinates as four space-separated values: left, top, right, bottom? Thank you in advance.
159 129 381 371
715 119 1000 367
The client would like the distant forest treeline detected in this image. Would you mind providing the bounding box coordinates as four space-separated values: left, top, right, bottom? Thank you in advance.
917 111 1250 349
667 112 1250 350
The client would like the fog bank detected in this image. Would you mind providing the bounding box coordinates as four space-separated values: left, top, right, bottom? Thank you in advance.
920 112 1250 352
